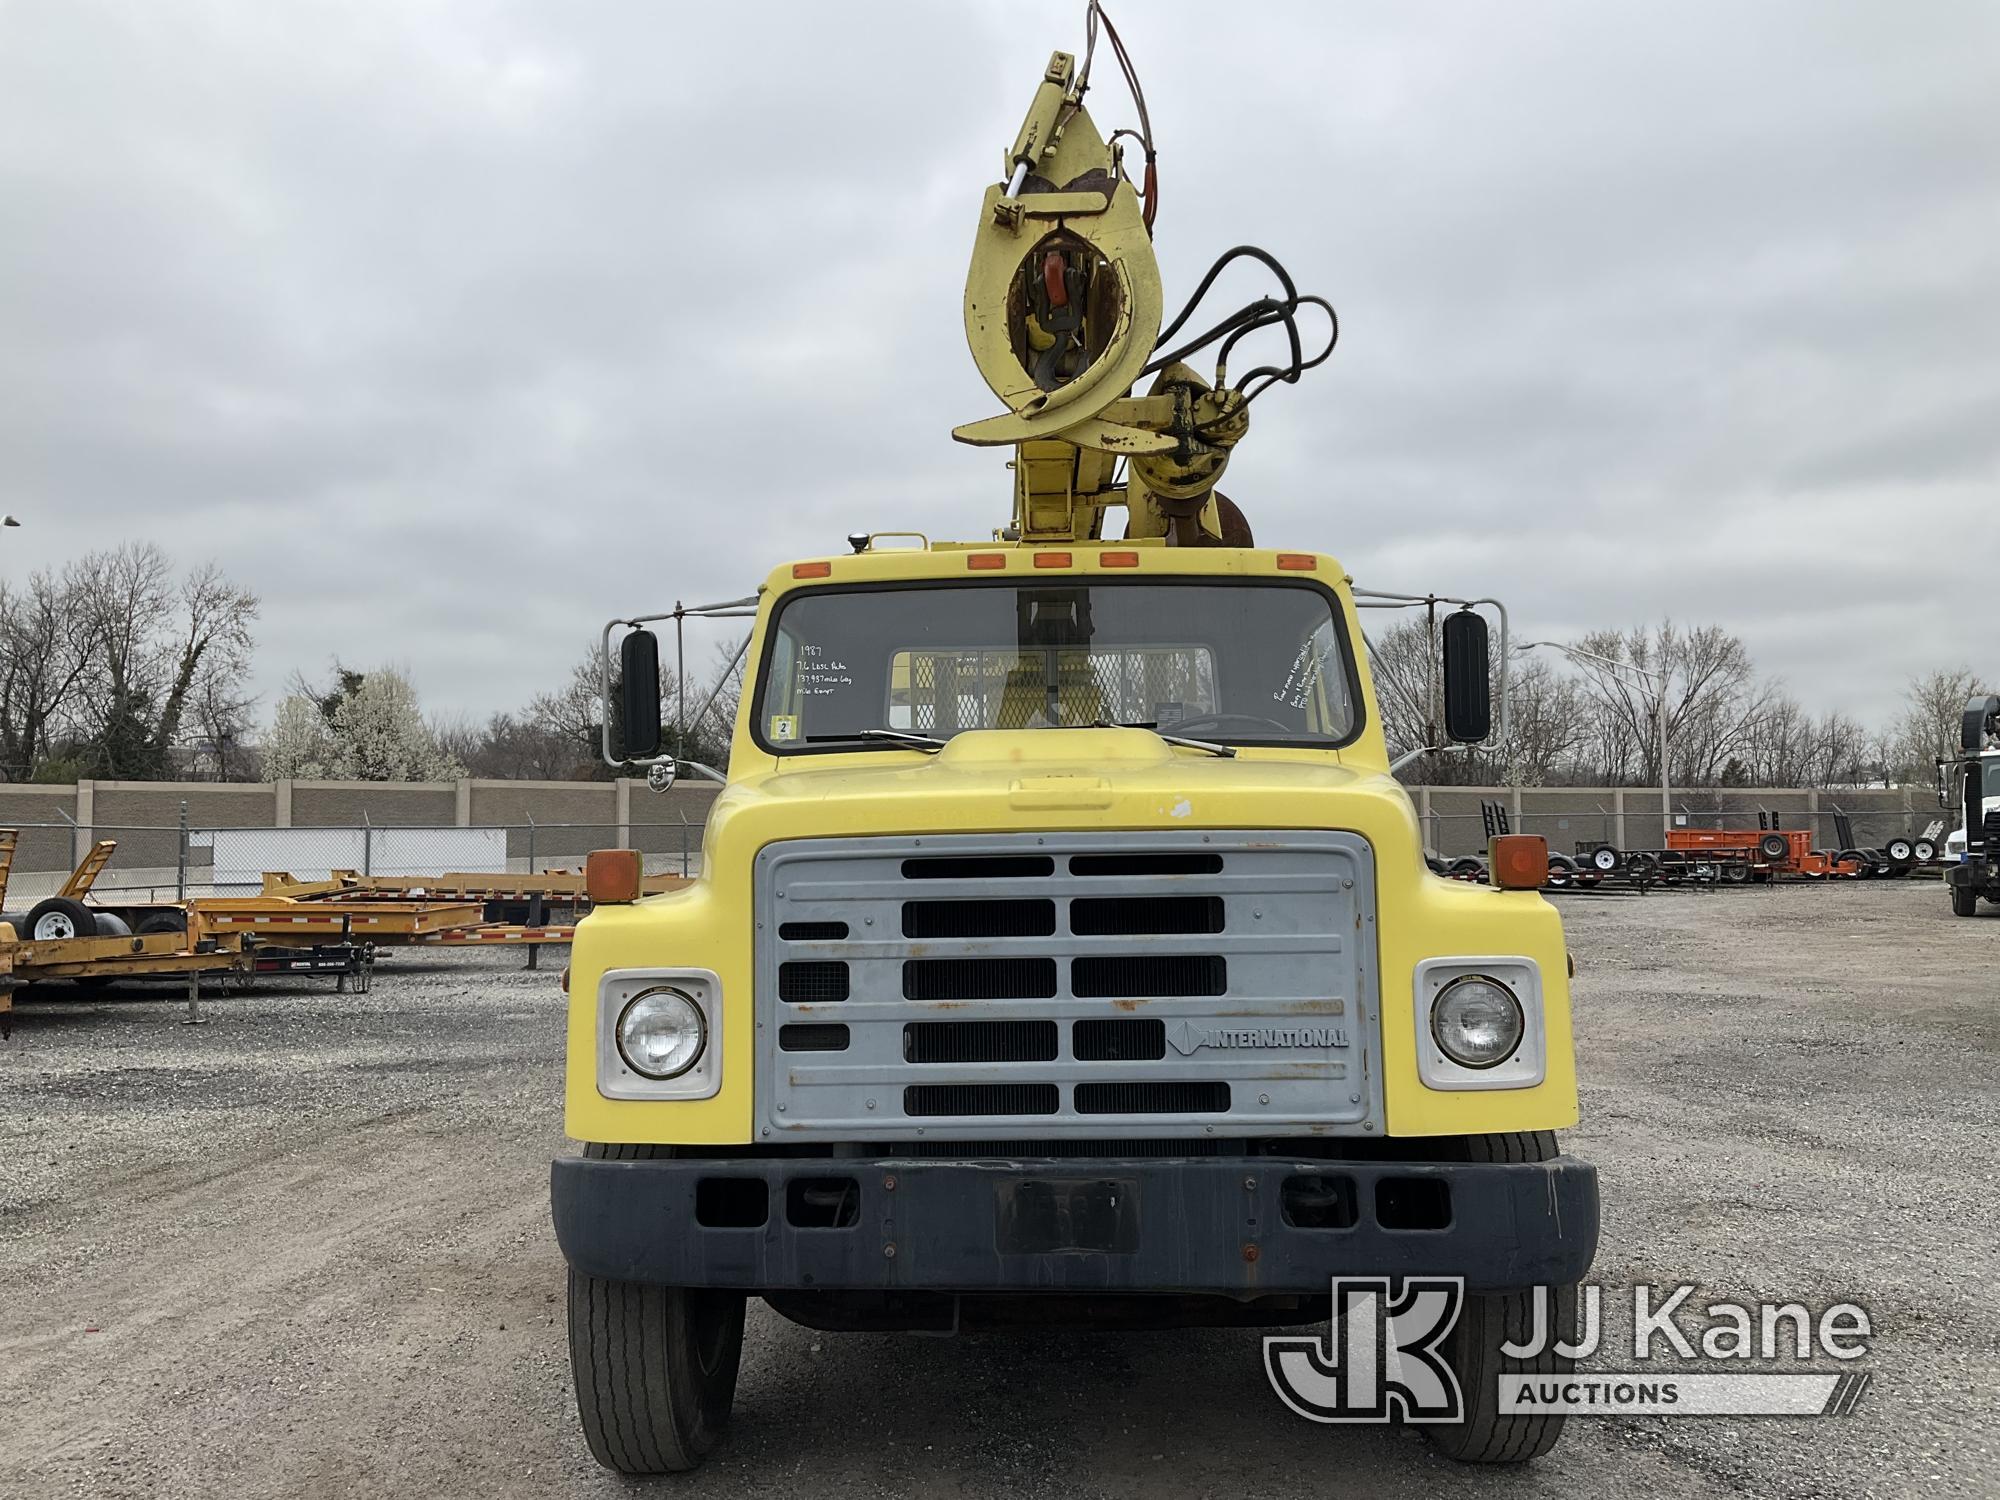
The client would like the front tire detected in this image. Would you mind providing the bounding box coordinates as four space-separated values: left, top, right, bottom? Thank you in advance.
1952 883 1980 918
568 1272 745 1474
567 1142 745 1474
1424 1132 1574 1464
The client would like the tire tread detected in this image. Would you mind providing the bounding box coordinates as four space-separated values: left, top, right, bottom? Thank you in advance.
1426 1131 1571 1463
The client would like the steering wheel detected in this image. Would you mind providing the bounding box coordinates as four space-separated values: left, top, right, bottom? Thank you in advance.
1163 712 1295 737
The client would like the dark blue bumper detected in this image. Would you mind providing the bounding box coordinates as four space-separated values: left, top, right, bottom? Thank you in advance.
551 1152 1599 1296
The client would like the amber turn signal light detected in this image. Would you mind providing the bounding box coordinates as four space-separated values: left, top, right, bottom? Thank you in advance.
586 848 643 905
1488 835 1548 891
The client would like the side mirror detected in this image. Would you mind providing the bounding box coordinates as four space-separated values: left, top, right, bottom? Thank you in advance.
619 629 663 759
1440 610 1491 743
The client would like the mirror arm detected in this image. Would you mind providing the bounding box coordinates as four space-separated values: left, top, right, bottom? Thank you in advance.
1354 587 1510 753
674 630 754 760
600 595 759 771
598 616 631 769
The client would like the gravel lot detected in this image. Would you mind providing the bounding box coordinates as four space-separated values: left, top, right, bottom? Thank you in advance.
2 881 1995 1499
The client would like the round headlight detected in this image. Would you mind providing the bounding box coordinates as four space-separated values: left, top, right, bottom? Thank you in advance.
616 987 707 1079
1431 975 1524 1069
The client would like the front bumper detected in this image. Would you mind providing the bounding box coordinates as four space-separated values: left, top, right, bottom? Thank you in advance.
551 1152 1599 1296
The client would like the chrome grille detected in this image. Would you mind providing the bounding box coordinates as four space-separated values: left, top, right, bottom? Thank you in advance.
755 831 1381 1139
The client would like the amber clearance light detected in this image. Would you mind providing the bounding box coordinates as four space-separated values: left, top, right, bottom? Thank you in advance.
1488 835 1549 891
586 848 643 905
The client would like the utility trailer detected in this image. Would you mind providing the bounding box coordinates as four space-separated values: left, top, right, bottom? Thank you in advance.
193 894 488 941
255 867 687 904
251 868 687 926
1569 811 1883 889
1467 800 1754 890
194 869 687 967
1569 840 1762 887
0 833 255 1024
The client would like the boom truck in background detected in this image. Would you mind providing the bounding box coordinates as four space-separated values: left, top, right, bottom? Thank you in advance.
1943 694 2000 917
552 5 1598 1473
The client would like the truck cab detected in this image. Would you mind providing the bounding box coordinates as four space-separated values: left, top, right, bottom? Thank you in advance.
551 8 1598 1472
1943 696 2000 916
1943 754 1999 861
552 542 1599 1470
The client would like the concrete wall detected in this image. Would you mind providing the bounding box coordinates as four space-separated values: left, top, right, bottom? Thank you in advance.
0 776 723 879
1411 785 1936 858
0 776 1946 879
0 785 77 881
291 781 457 828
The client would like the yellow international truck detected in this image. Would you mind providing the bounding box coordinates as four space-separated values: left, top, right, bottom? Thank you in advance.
552 6 1597 1473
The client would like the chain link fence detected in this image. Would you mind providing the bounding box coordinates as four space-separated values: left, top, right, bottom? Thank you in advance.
0 815 705 908
1 786 1952 906
1415 791 1945 860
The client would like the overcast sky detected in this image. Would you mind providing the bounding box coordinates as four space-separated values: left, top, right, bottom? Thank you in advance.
3 0 1996 732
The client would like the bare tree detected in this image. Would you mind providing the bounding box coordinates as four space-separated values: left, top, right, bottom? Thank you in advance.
155 562 259 756
0 546 257 781
1571 622 1773 789
0 565 96 780
1361 618 1437 770
442 710 587 780
1890 666 1996 780
1497 656 1590 786
527 647 616 776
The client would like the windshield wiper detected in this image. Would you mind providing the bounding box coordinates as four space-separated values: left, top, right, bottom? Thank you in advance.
1089 719 1235 758
804 728 946 753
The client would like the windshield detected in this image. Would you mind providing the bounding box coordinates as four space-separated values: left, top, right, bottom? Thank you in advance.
754 579 1358 752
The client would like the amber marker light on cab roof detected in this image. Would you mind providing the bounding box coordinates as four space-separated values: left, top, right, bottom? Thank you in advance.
967 553 1008 570
586 848 643 904
1100 551 1140 567
792 561 832 578
1488 835 1549 891
1034 552 1072 568
1275 553 1318 571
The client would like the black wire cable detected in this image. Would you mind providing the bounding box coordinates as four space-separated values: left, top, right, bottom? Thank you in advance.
1154 245 1296 347
1078 2 1157 229
1233 295 1339 401
1136 243 1341 438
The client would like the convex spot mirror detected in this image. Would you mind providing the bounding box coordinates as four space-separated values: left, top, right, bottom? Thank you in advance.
1441 610 1491 744
620 628 663 760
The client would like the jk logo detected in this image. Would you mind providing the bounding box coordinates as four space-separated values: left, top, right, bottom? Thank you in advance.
1264 1277 1465 1423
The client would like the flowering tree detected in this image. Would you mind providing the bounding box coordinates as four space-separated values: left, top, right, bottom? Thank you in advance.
263 666 462 781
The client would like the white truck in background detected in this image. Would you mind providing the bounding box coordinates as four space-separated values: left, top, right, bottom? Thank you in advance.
1942 694 2000 918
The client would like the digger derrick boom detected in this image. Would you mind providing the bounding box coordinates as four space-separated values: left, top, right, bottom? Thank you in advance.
954 25 1333 549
